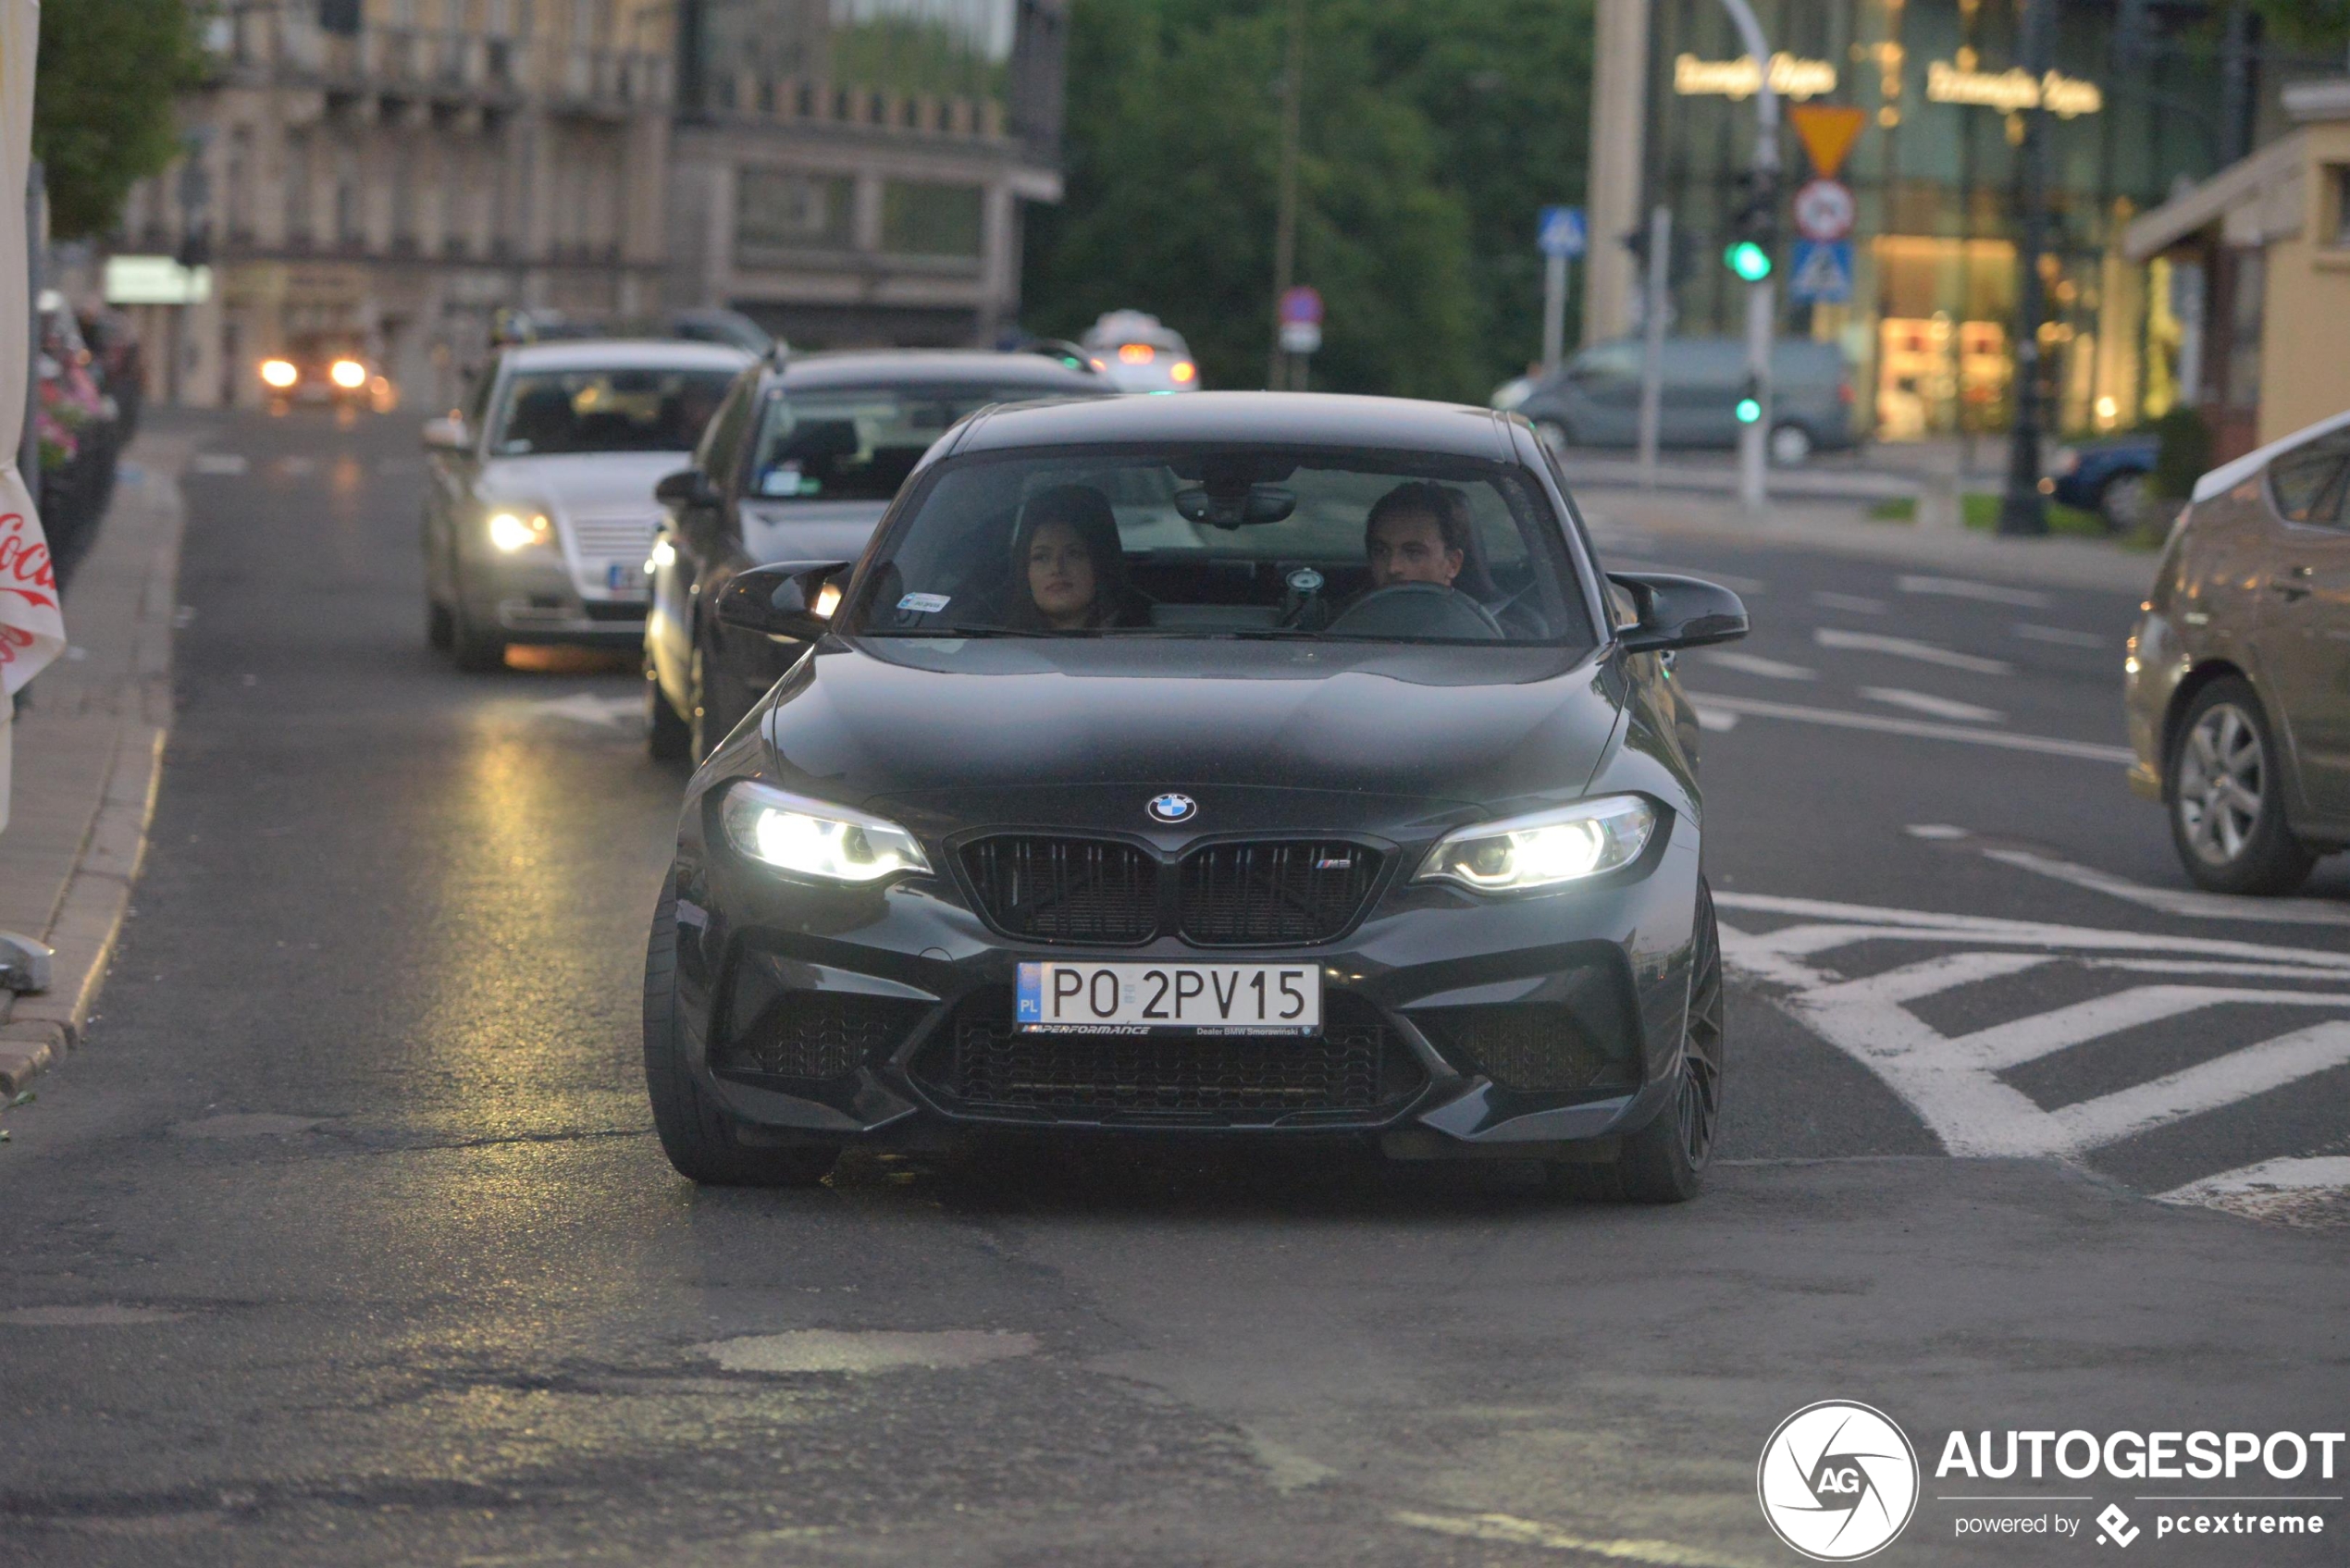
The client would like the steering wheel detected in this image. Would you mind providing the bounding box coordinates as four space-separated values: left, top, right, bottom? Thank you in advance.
1323 583 1505 641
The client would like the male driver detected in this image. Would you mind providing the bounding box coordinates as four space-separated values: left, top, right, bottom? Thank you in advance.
1365 480 1472 590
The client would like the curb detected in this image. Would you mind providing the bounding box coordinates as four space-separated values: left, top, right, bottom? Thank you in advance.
0 444 184 1090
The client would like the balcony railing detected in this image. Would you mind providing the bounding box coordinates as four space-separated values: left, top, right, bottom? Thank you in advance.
707 72 1005 141
218 9 665 111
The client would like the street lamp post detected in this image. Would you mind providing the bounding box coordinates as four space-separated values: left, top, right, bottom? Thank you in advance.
1998 0 2054 536
1714 0 1778 512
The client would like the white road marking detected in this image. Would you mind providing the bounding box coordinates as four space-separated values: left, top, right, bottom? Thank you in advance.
2045 1022 2350 1149
1718 893 2350 1165
1812 591 1887 615
1919 827 2350 927
1905 823 1969 840
2013 623 2107 648
1683 692 2132 763
1814 626 2015 675
1859 686 2003 722
1693 707 1738 733
1701 650 1815 681
1896 574 2054 609
191 452 249 475
697 1329 1038 1374
2159 1155 2350 1204
528 693 643 730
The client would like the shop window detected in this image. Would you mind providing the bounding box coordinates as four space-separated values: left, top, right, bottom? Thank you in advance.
2331 167 2350 249
881 180 983 259
736 170 853 263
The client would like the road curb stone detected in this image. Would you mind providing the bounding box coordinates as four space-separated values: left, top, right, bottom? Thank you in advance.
0 427 192 1082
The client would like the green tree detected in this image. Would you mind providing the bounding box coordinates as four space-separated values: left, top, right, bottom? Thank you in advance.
34 0 208 240
1026 0 1595 400
1025 0 1478 400
2251 0 2350 48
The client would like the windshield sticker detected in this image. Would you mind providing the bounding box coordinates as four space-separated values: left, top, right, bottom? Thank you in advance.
897 592 952 614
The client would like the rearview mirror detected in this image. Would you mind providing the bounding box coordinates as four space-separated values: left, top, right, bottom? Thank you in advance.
421 415 469 452
1607 572 1749 654
656 467 717 509
714 561 853 642
1173 483 1296 528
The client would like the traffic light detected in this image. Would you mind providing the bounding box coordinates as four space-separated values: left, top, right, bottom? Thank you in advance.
1734 376 1763 425
1722 171 1777 282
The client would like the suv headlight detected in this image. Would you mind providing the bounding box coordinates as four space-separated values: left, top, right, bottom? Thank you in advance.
719 781 932 884
1415 795 1656 894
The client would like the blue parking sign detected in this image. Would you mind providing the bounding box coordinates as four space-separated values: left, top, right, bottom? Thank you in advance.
1538 206 1587 259
1789 240 1854 303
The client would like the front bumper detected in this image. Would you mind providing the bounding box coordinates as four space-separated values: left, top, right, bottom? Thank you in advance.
666 814 1704 1155
2123 609 2183 801
461 548 647 645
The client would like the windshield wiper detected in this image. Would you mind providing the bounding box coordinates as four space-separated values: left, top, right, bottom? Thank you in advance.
859 624 1023 638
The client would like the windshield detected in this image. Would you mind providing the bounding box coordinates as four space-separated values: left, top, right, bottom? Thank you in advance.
847 448 1594 648
746 384 1090 502
489 368 736 456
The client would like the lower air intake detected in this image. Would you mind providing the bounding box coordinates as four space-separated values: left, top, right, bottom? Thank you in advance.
919 990 1421 1121
713 988 931 1081
1416 1003 1637 1093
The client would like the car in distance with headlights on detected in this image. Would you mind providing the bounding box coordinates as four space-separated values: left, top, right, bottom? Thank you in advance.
645 349 1110 762
259 337 393 411
422 339 752 670
1079 310 1200 393
2125 408 2350 894
643 391 1748 1200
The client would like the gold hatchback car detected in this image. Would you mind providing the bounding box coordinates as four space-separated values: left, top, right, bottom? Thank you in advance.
2126 410 2350 893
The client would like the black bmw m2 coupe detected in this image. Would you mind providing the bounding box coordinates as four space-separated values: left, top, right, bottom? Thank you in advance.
645 392 1748 1200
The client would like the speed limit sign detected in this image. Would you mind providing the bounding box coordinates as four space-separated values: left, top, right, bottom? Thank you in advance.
1793 179 1856 242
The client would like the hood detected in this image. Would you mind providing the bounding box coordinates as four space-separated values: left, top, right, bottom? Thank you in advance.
478 451 687 520
761 636 1626 830
739 500 891 571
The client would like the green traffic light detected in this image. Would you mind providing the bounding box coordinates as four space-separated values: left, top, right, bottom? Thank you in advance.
1734 396 1762 425
1724 241 1773 282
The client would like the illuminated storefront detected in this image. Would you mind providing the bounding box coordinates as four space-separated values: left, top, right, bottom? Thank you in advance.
1609 0 2330 440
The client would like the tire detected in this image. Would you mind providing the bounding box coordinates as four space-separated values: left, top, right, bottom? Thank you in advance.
2167 679 2316 895
448 577 507 673
426 597 453 652
647 667 691 763
1768 423 1812 466
1572 878 1725 1204
2098 470 2151 533
643 877 840 1187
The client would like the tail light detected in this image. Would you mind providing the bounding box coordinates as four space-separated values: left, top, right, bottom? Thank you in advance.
1837 379 1855 405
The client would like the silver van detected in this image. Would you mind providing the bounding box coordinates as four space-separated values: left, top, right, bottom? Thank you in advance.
1512 337 1856 464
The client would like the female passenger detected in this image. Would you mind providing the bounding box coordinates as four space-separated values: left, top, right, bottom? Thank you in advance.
1008 484 1147 631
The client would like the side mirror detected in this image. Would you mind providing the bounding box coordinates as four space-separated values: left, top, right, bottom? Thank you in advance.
1608 572 1749 653
714 561 852 642
655 467 717 509
421 415 469 452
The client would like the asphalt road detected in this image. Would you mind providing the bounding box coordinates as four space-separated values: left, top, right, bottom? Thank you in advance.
1 411 2344 1567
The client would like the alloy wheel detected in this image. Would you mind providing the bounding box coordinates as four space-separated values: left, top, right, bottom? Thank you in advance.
2175 702 2265 867
1677 898 1725 1167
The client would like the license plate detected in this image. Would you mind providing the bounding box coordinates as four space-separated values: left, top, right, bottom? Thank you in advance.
1016 961 1321 1036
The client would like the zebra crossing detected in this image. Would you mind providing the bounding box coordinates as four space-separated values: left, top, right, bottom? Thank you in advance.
1720 891 2350 1222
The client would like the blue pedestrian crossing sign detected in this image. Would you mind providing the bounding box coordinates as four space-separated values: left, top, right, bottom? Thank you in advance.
1789 239 1854 302
1538 206 1587 259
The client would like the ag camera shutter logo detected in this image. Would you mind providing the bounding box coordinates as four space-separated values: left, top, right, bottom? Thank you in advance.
1758 1401 1921 1561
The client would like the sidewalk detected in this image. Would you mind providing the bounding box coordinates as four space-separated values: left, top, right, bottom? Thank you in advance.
0 417 198 1094
1577 483 2162 597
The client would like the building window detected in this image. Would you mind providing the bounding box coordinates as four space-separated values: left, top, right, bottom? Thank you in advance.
2331 166 2350 249
735 169 853 263
881 179 983 258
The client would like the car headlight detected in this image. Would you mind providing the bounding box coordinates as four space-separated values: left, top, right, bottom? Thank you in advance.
1415 795 1656 894
719 781 932 884
2048 446 2079 477
487 509 554 552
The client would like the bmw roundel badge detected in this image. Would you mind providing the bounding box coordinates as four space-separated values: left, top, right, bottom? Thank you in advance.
1147 793 1197 824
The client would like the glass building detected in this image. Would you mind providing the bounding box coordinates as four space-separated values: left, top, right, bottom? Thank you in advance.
1612 0 2342 440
